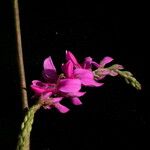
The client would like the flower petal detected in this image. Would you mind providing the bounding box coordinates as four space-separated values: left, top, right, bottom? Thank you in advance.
31 80 47 94
58 79 81 93
31 85 47 95
62 60 74 78
43 56 57 82
92 61 100 68
44 56 56 71
83 57 93 69
55 103 70 113
52 97 63 103
74 68 102 86
32 80 41 85
31 80 56 95
42 92 52 99
71 97 82 105
74 68 93 79
81 79 104 87
67 91 86 97
66 50 81 68
99 56 114 67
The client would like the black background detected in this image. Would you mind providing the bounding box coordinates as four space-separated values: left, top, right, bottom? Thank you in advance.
0 1 147 150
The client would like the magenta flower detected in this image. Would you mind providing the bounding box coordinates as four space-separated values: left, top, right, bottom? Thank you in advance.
65 51 103 87
31 80 69 113
66 50 124 80
66 50 95 70
43 56 82 94
31 56 85 110
31 80 56 96
61 60 86 105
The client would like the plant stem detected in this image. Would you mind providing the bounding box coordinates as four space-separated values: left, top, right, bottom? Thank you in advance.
13 0 29 109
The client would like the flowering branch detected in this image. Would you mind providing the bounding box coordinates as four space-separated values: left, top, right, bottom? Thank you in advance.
13 0 29 110
29 51 141 113
16 51 141 150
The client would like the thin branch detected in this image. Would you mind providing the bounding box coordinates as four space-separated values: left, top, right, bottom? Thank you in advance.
14 0 29 110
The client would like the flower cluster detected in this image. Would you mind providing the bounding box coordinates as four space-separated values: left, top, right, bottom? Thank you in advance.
31 51 140 113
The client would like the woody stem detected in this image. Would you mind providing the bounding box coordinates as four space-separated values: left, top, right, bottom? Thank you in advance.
13 0 29 110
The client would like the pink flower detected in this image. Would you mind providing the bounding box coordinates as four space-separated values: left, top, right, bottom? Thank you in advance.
65 51 103 87
31 80 56 96
61 60 86 105
31 81 69 113
43 56 82 94
66 50 123 80
61 59 103 105
31 56 84 110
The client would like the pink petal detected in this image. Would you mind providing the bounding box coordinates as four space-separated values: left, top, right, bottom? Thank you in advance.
55 103 70 113
43 56 56 71
31 85 46 94
52 97 63 103
58 79 81 93
32 80 53 89
92 61 100 68
66 50 81 68
68 91 86 97
81 79 104 87
71 97 82 105
99 56 114 67
83 57 93 69
31 80 56 95
62 60 74 78
42 92 52 99
74 68 102 86
74 68 93 79
32 80 42 86
43 56 57 82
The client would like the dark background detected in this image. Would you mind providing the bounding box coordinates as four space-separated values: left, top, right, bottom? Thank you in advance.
0 1 147 150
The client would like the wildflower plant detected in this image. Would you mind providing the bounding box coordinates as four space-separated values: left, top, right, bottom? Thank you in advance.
13 1 141 149
16 51 141 150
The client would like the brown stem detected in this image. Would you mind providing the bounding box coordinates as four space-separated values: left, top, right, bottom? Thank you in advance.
13 0 29 109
